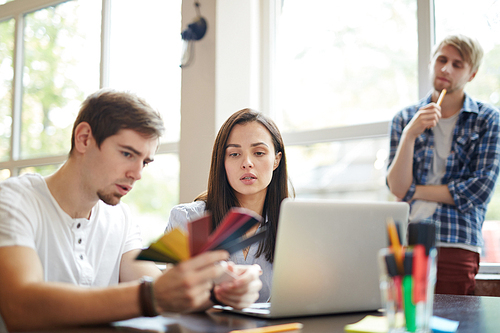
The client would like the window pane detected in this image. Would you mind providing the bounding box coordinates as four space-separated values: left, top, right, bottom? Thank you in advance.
287 137 392 201
483 190 500 263
109 0 182 144
122 154 179 246
0 18 14 162
21 0 101 159
0 169 10 180
435 0 500 108
19 163 61 176
275 0 418 132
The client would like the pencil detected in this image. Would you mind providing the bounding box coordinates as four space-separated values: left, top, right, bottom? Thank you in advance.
387 218 404 274
436 89 447 106
229 322 304 333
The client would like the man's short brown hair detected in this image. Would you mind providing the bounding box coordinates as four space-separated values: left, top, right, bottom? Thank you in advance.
70 89 164 154
433 34 484 73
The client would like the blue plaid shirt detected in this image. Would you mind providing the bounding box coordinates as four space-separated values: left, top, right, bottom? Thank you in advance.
388 92 500 247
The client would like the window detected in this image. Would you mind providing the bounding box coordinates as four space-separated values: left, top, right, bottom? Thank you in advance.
0 0 182 246
275 0 418 202
286 138 391 201
273 0 500 267
0 18 14 163
21 1 101 159
108 0 182 144
275 0 418 132
107 0 182 244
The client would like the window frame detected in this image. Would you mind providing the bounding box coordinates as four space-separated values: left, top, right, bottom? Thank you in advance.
0 0 179 178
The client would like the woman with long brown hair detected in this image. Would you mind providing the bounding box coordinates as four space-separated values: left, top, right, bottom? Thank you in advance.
166 108 292 302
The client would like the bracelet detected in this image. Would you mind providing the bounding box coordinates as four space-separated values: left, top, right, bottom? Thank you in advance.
210 287 225 306
139 276 159 317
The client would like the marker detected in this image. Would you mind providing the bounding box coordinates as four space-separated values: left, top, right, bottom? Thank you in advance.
403 252 416 332
229 322 304 333
436 89 447 106
413 244 426 329
412 245 426 303
408 222 437 331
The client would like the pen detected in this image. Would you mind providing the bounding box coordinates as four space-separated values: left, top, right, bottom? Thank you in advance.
387 219 404 274
229 322 304 333
436 88 447 106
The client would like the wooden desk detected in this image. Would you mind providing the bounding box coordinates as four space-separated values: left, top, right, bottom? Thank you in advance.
28 294 500 333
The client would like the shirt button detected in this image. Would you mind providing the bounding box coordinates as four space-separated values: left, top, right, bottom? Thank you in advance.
78 239 82 244
80 255 84 260
77 223 81 228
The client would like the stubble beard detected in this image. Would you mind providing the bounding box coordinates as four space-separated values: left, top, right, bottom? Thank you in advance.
97 190 122 206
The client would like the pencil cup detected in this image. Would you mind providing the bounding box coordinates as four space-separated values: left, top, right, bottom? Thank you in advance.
378 247 405 333
378 247 437 333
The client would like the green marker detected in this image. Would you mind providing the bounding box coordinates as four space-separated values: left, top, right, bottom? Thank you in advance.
403 252 416 332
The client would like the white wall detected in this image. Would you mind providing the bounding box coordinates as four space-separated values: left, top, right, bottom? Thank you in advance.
179 0 262 203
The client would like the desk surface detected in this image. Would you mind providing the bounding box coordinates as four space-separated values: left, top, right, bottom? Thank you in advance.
30 294 500 333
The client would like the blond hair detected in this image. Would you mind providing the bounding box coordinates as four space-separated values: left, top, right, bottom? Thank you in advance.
433 34 484 73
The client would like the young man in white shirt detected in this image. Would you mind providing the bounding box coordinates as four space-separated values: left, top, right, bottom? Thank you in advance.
0 89 262 332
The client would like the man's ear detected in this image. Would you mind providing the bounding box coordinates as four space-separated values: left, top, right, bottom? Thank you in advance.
468 70 477 82
73 122 93 154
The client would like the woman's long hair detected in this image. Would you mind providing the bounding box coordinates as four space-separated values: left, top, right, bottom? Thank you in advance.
195 108 292 263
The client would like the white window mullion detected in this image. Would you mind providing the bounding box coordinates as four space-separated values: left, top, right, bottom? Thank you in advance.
417 0 435 99
10 13 24 176
100 0 111 88
259 0 277 119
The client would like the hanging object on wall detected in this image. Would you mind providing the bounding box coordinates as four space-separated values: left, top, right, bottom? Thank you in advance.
180 1 207 68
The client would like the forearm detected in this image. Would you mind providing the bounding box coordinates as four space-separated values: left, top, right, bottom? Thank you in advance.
3 281 142 332
413 184 455 206
120 249 162 283
387 131 416 198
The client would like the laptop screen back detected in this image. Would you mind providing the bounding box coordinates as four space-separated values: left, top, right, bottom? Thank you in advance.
269 198 409 317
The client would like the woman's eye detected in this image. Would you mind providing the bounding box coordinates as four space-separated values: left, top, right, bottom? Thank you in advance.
255 151 265 156
122 152 131 158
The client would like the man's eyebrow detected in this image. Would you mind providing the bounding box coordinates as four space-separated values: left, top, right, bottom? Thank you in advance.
120 144 155 163
119 144 142 156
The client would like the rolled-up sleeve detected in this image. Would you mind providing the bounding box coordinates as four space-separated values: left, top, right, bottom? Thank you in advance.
388 107 419 202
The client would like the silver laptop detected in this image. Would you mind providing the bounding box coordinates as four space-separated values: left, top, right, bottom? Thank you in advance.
216 198 409 318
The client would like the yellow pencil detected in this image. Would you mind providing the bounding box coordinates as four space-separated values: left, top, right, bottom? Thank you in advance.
387 218 404 274
229 322 304 333
436 88 447 106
